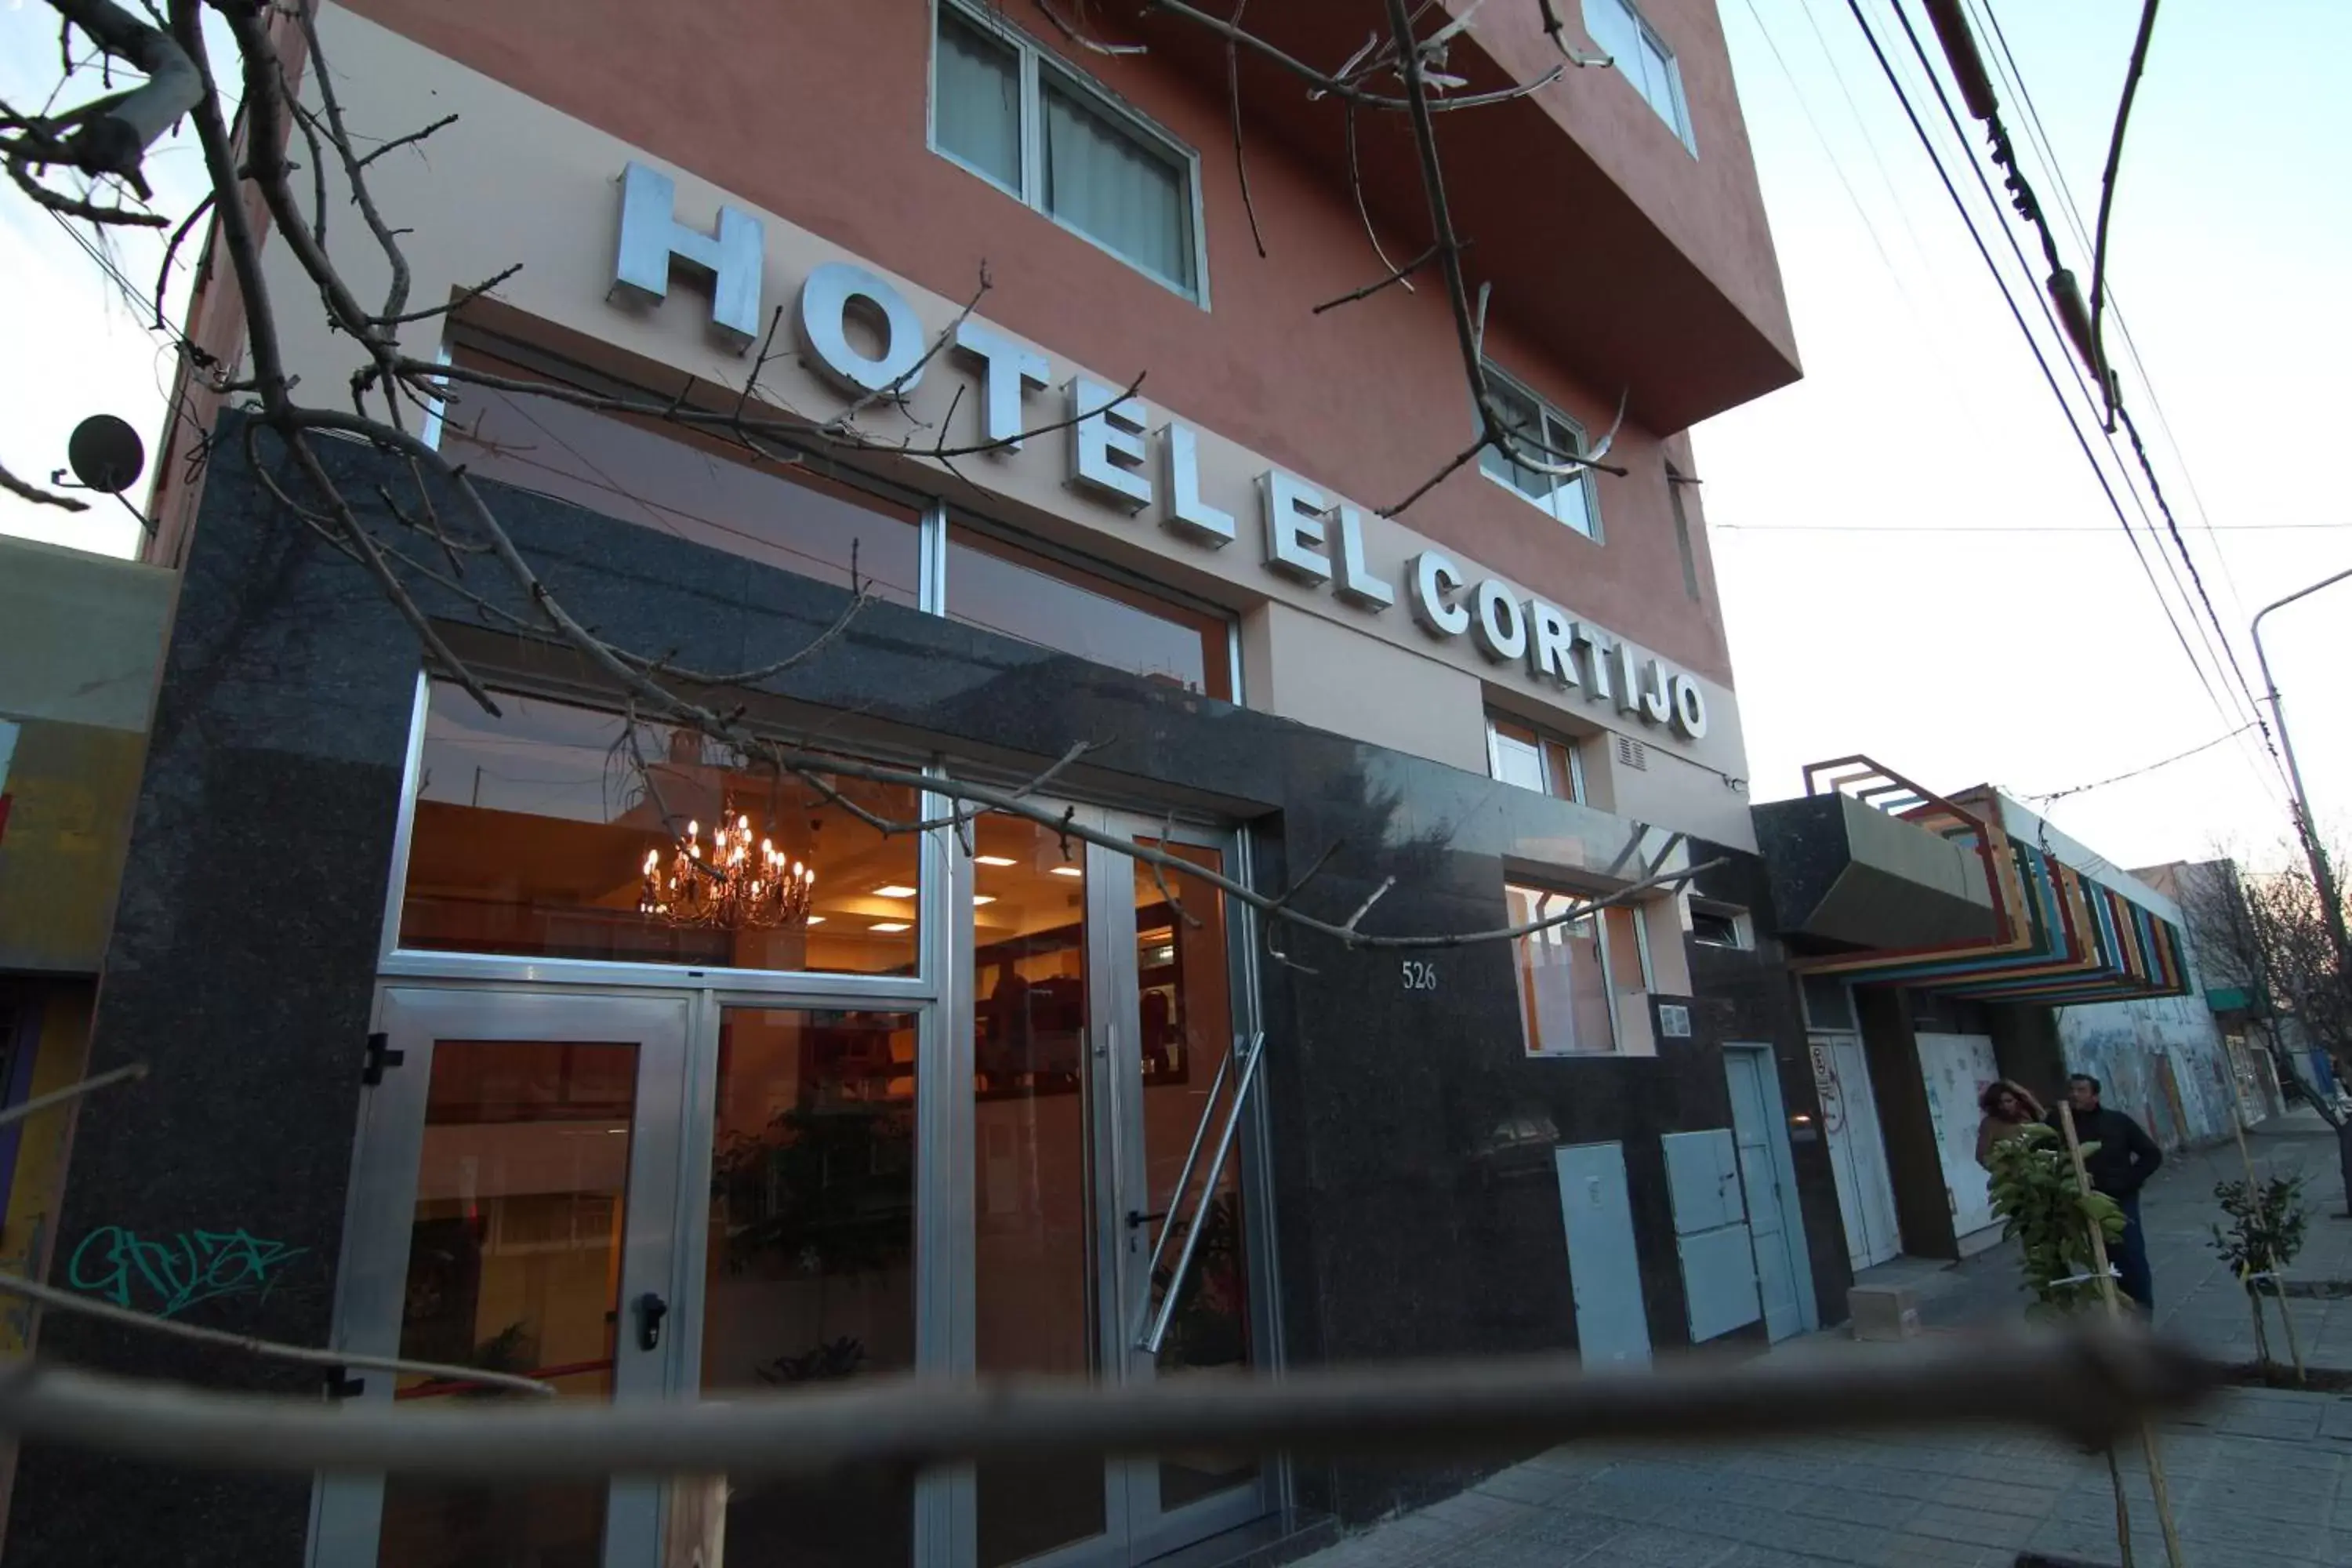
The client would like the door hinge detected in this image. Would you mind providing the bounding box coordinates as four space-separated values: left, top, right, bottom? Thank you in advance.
361 1031 405 1085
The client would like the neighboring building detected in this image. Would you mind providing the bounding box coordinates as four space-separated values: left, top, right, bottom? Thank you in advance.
15 5 1834 1568
1751 764 2211 1266
0 535 172 1530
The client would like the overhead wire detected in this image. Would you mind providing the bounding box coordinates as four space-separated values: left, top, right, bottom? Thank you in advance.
2029 723 2256 807
1878 0 2263 753
1972 0 2259 637
1835 0 2240 746
1903 0 2292 813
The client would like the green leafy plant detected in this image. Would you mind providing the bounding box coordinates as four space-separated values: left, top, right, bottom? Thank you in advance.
1986 1124 2127 1319
2212 1172 2309 1372
2211 1174 2308 1295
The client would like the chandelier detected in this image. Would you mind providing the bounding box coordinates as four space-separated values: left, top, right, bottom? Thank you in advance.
639 800 816 929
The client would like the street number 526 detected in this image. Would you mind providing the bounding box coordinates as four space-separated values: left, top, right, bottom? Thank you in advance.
1400 960 1439 991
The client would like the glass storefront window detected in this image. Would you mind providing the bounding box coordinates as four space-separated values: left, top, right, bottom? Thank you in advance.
947 524 1232 701
399 682 922 975
1508 883 1653 1058
702 1007 918 1568
439 341 924 606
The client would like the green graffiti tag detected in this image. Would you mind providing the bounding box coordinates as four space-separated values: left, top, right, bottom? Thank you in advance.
67 1226 307 1319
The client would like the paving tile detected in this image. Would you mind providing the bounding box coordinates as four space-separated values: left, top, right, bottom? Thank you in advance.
1573 1526 1737 1566
1709 1549 1824 1568
1902 1503 2038 1550
1670 1501 1786 1544
1860 1534 2000 1568
1472 1465 1586 1507
1490 1508 1624 1555
1829 1464 1955 1503
1783 1488 1921 1530
1928 1478 2064 1521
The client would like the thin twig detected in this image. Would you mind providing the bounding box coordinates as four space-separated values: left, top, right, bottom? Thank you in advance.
0 1272 554 1398
0 1062 147 1131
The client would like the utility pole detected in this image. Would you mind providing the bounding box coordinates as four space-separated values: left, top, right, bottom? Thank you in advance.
2252 565 2352 1098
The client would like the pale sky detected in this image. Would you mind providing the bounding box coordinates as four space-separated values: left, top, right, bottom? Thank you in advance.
1698 0 2352 875
3 1 2343 881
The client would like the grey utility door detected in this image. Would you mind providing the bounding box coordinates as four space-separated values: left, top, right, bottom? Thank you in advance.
1551 1142 1651 1370
1661 1128 1762 1344
1723 1048 1805 1341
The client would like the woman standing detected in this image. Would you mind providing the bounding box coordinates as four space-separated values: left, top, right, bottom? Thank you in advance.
1974 1079 2045 1169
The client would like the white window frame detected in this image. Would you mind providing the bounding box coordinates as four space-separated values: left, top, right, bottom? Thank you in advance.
1477 360 1602 540
927 0 1211 307
1586 0 1697 154
1512 881 1653 1058
1485 713 1586 804
1687 898 1752 950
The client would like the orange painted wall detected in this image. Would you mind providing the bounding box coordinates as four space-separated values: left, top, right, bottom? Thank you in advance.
322 0 1786 684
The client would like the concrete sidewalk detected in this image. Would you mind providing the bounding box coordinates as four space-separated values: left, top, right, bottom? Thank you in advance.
1285 1114 2352 1566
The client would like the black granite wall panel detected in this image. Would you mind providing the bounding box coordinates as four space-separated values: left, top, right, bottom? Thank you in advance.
13 419 1824 1558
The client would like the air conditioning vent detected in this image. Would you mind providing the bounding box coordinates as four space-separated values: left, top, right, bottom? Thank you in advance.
1615 735 1649 771
1657 1003 1692 1039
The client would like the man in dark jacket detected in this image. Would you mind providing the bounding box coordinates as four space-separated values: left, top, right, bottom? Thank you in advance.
2049 1073 2163 1309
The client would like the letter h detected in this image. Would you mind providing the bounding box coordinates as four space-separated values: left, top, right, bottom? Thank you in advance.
612 162 764 347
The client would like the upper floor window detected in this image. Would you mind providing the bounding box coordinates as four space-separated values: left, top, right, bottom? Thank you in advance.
1689 902 1751 949
1486 714 1584 803
1479 363 1601 539
931 2 1205 301
1584 0 1695 152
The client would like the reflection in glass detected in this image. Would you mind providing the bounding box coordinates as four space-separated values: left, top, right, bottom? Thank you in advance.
971 812 1105 1567
947 525 1232 701
1134 844 1257 1512
399 684 921 975
441 342 922 604
376 1040 637 1568
702 1008 918 1568
1508 884 1650 1057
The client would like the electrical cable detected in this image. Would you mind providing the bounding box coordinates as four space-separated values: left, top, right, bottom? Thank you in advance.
1838 0 2238 741
1881 0 2262 750
2030 724 2256 807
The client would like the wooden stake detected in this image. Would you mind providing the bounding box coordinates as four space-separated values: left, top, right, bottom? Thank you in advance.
2106 1446 2137 1568
2059 1102 2187 1568
663 1475 728 1568
2224 1058 2307 1382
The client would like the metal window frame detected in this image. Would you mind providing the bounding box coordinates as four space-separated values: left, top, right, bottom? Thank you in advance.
1593 0 1697 156
1473 358 1602 542
1483 712 1588 806
1507 880 1649 1058
1688 898 1752 951
927 0 1213 308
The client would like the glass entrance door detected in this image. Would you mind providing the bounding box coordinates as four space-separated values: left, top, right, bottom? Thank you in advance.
313 988 690 1568
970 808 1267 1568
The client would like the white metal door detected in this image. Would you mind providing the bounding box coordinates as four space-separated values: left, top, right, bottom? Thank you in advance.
311 988 691 1568
1552 1142 1651 1369
1723 1048 1805 1341
1661 1129 1762 1343
1809 1033 1900 1269
1915 1032 1999 1241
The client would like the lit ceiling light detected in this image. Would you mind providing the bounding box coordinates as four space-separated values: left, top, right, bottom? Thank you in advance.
975 855 1017 868
869 920 912 933
806 916 826 926
1050 865 1083 879
872 883 919 899
972 895 996 906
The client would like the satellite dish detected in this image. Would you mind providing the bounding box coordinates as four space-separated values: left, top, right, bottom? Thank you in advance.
67 415 145 495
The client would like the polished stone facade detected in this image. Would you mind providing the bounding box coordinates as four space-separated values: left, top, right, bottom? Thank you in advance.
9 418 1842 1564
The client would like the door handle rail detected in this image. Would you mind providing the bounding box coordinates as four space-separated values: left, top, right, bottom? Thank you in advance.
1136 1030 1267 1355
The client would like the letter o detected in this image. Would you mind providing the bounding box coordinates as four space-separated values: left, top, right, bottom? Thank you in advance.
797 262 928 397
1471 580 1527 664
1670 674 1709 739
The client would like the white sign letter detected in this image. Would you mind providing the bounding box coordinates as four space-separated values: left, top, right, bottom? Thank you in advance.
1160 424 1235 545
612 161 764 346
1526 601 1580 690
1671 674 1709 739
1408 551 1468 638
1260 471 1333 584
1472 580 1528 664
951 320 1049 449
797 263 928 396
1334 508 1396 611
1068 378 1152 511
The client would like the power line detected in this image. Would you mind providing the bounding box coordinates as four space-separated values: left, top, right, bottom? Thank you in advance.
1880 0 2260 748
2030 724 2255 806
1838 0 2237 739
1973 0 2262 678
